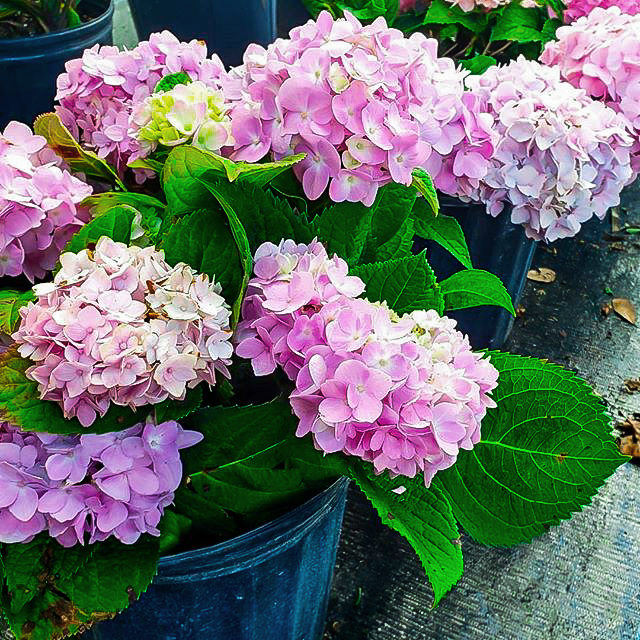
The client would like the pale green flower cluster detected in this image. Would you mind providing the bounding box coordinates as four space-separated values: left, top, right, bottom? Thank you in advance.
130 80 233 158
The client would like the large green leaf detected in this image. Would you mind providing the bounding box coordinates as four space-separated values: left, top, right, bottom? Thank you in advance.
33 114 125 190
424 0 489 32
0 347 201 436
162 207 243 316
2 536 159 640
62 206 136 258
315 201 373 267
0 290 35 335
352 253 444 315
350 462 463 605
490 2 543 43
439 269 515 315
413 209 472 269
436 352 628 546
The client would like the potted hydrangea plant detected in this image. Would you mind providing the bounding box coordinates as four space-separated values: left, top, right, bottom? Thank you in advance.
0 0 113 128
0 11 629 640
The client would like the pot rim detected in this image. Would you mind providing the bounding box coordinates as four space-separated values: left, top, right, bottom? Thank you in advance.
0 0 113 47
154 476 349 583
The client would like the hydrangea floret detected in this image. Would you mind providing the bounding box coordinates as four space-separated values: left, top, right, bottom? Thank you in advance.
0 419 202 546
0 121 92 281
541 7 640 171
464 57 634 242
236 240 499 486
561 0 640 22
13 237 233 426
55 31 229 177
225 10 495 205
130 80 234 160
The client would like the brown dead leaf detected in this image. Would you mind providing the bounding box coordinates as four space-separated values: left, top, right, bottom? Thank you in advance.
527 267 556 283
516 305 526 318
618 417 640 459
612 298 637 325
624 379 640 393
601 303 612 317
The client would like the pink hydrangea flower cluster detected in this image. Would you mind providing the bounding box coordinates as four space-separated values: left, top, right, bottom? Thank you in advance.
541 7 640 172
562 0 640 22
0 122 92 281
0 419 202 546
225 10 495 205
464 57 634 242
13 237 233 427
236 240 498 486
55 31 229 176
447 0 512 11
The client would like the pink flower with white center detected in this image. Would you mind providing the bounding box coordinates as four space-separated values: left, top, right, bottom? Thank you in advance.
0 122 92 281
13 239 233 426
237 240 499 486
227 10 496 203
0 420 202 546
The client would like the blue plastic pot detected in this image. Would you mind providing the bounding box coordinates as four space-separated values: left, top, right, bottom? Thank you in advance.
417 196 537 349
82 478 349 640
128 0 277 67
0 0 113 129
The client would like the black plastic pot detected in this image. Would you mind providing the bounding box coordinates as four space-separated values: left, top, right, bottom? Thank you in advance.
82 478 349 640
128 0 277 68
417 196 537 349
278 0 311 37
0 0 113 129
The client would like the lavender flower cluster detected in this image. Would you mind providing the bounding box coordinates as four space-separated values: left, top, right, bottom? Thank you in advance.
236 240 498 486
0 122 92 281
224 10 495 205
464 57 634 242
14 237 233 427
562 0 640 22
0 419 202 546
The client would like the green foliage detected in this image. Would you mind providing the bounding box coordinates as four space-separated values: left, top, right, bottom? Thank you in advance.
154 71 192 94
424 0 488 33
411 169 439 218
0 290 35 335
33 114 125 190
459 54 497 74
491 2 543 43
352 253 444 315
63 207 136 257
0 347 202 436
412 208 472 269
1 535 159 640
350 462 463 605
0 0 82 35
435 352 628 546
439 269 515 315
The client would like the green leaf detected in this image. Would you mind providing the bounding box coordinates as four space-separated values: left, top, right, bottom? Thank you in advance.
63 206 136 257
411 169 439 218
158 510 193 555
315 202 373 266
440 269 515 315
152 386 203 424
424 0 488 32
375 217 415 262
350 462 463 605
352 253 444 315
436 352 628 546
0 290 35 334
3 536 159 640
541 16 562 43
413 210 472 269
0 347 198 435
33 113 125 190
459 54 497 74
154 71 192 94
163 207 244 316
491 2 543 43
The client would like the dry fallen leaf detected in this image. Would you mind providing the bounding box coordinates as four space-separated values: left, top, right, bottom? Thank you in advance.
527 267 556 283
601 302 612 317
618 417 640 459
624 379 640 393
612 298 637 325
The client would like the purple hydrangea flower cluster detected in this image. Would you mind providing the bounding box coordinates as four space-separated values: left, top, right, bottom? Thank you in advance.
236 240 498 486
464 57 634 242
55 31 228 177
13 237 233 427
0 419 202 546
562 0 640 22
225 10 495 205
541 7 640 172
0 121 92 281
